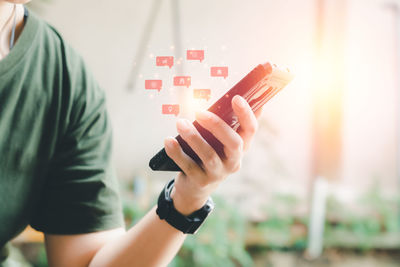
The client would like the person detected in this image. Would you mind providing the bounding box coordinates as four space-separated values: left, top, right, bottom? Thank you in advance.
0 1 261 266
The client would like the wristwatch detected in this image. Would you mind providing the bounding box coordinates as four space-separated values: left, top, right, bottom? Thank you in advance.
156 179 214 234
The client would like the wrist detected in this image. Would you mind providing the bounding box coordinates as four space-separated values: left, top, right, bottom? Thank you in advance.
156 179 215 234
170 186 208 216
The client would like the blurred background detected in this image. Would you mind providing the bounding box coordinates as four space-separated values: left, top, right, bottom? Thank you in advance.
9 0 400 266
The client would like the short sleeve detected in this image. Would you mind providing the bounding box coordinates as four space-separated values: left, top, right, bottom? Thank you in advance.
30 46 124 234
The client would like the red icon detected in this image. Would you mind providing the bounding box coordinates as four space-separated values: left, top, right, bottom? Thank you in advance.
173 76 191 88
156 56 174 68
162 104 180 116
210 66 228 79
145 79 162 92
193 89 211 101
187 50 204 62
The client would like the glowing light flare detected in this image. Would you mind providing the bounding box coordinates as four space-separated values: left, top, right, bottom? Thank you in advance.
314 57 343 94
188 94 207 114
311 38 346 136
179 88 210 117
310 36 346 113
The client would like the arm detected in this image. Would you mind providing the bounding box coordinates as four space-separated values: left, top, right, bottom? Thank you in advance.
45 95 260 267
46 207 186 267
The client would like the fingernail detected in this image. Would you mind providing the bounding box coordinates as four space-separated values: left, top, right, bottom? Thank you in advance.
164 136 175 148
196 111 210 121
234 95 246 108
177 119 191 131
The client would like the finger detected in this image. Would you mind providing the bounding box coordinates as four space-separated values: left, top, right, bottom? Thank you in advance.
164 136 202 176
232 95 258 151
195 111 243 170
254 106 263 119
176 119 223 174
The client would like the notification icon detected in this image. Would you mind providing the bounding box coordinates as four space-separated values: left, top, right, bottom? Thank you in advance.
210 66 228 79
156 56 174 68
145 79 162 92
162 104 180 116
193 89 211 101
173 76 191 88
187 50 204 62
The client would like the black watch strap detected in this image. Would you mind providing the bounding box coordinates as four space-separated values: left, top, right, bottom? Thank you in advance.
156 179 214 234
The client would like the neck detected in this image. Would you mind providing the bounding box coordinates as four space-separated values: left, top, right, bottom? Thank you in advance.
0 3 25 59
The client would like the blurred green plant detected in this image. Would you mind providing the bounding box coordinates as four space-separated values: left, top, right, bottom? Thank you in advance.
324 183 400 250
256 193 307 250
35 245 48 267
255 184 400 251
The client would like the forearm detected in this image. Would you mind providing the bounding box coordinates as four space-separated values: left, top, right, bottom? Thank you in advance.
89 206 186 267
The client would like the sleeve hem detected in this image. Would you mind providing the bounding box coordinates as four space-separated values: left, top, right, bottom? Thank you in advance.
30 213 125 235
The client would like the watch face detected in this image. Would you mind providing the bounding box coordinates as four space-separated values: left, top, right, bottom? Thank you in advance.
205 202 214 212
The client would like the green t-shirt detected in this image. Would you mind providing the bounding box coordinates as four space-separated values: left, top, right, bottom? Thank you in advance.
0 9 124 259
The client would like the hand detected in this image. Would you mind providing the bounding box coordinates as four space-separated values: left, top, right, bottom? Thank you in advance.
164 95 262 216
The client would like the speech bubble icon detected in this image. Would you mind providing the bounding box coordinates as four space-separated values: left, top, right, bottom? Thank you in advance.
193 89 211 101
210 66 228 79
173 76 191 88
187 50 204 62
156 56 174 68
162 104 180 116
145 79 162 92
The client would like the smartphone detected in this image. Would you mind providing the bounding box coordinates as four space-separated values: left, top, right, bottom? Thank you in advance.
149 62 294 172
